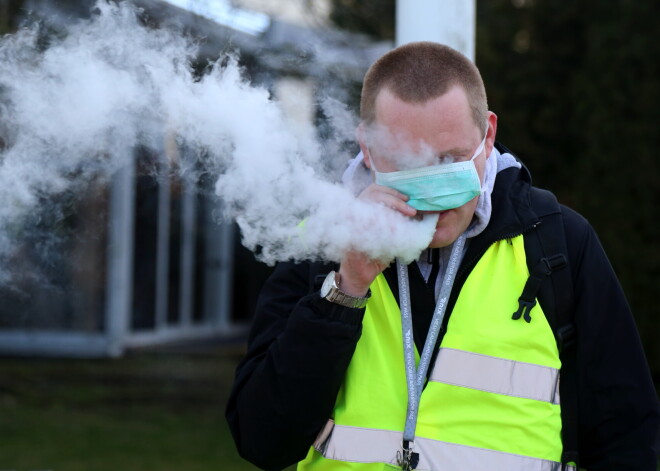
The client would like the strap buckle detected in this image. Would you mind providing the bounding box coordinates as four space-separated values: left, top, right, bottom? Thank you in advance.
512 298 536 323
542 254 568 273
512 253 568 324
561 450 580 470
396 440 419 471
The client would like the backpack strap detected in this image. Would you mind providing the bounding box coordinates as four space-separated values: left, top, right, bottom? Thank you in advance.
521 187 579 469
512 253 568 323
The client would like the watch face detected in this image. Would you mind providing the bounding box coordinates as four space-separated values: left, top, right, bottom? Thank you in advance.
320 271 336 298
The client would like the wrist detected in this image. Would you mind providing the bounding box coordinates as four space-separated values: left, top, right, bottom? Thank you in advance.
320 271 370 309
336 269 371 298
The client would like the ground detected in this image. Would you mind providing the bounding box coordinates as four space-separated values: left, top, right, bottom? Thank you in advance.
0 343 292 471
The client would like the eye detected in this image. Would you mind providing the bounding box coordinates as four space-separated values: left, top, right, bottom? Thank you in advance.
437 155 456 164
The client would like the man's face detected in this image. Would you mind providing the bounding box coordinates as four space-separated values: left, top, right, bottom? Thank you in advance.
360 86 497 248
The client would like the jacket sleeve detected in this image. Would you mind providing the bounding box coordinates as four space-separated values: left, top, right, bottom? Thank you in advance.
225 261 365 471
562 207 660 469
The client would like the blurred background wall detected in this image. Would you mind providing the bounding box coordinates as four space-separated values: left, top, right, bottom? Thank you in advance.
0 0 657 382
0 0 657 469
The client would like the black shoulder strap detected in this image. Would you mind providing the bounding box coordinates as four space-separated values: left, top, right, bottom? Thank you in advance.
521 187 579 468
519 188 574 338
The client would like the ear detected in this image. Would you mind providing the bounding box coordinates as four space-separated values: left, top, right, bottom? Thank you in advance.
356 122 372 169
484 111 498 159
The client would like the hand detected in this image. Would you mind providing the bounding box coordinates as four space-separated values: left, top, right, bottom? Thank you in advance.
338 184 416 296
358 184 417 219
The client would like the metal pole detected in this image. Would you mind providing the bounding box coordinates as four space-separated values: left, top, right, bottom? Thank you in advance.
105 151 136 357
154 161 171 331
178 166 197 328
203 203 234 330
395 0 475 61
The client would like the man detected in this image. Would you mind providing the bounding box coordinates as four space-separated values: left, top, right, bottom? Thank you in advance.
226 42 659 470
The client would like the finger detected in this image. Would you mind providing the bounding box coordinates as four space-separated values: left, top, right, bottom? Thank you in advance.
378 194 417 217
361 184 409 202
376 185 410 201
358 184 417 218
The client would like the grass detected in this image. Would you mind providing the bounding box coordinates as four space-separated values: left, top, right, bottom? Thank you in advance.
0 344 283 471
5 345 653 470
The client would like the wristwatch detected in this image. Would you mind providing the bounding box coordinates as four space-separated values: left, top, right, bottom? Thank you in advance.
320 271 370 309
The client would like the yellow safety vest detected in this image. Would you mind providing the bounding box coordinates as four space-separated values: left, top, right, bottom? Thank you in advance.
300 235 571 471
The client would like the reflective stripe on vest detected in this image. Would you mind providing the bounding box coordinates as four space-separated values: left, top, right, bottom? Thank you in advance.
430 347 560 404
300 236 564 470
313 421 576 471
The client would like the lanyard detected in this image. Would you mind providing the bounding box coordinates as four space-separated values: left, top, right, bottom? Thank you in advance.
396 232 467 468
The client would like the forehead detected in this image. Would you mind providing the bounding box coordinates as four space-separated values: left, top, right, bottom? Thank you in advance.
372 86 480 155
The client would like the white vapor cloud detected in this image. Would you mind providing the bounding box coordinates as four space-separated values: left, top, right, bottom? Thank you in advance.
0 1 436 279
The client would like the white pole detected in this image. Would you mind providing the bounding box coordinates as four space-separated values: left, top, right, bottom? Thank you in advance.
395 0 476 61
178 169 196 328
105 152 136 357
154 162 171 331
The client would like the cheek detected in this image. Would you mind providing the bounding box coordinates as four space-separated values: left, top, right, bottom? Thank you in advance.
437 201 476 229
452 198 480 230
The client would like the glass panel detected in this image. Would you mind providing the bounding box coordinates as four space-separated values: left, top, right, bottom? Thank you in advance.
0 178 108 332
192 185 208 324
131 148 159 330
167 174 182 325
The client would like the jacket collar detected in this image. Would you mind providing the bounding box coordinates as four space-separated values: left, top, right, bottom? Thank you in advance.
457 144 540 282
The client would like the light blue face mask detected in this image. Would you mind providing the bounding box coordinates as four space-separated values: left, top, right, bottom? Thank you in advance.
372 133 486 211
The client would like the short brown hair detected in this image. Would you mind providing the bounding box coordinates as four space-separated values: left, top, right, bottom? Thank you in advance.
360 42 487 128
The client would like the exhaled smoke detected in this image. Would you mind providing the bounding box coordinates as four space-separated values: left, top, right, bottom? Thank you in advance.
0 1 436 278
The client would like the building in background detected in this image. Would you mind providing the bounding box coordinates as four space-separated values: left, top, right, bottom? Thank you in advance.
0 0 388 357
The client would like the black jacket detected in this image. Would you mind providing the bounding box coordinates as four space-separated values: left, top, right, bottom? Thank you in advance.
226 160 660 471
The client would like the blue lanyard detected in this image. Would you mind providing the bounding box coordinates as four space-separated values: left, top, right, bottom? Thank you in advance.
396 232 467 456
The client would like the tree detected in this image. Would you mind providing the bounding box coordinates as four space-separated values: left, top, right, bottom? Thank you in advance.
328 0 660 377
477 0 660 374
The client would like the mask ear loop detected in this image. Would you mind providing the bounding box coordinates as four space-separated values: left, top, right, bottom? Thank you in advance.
364 146 381 174
470 129 488 162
